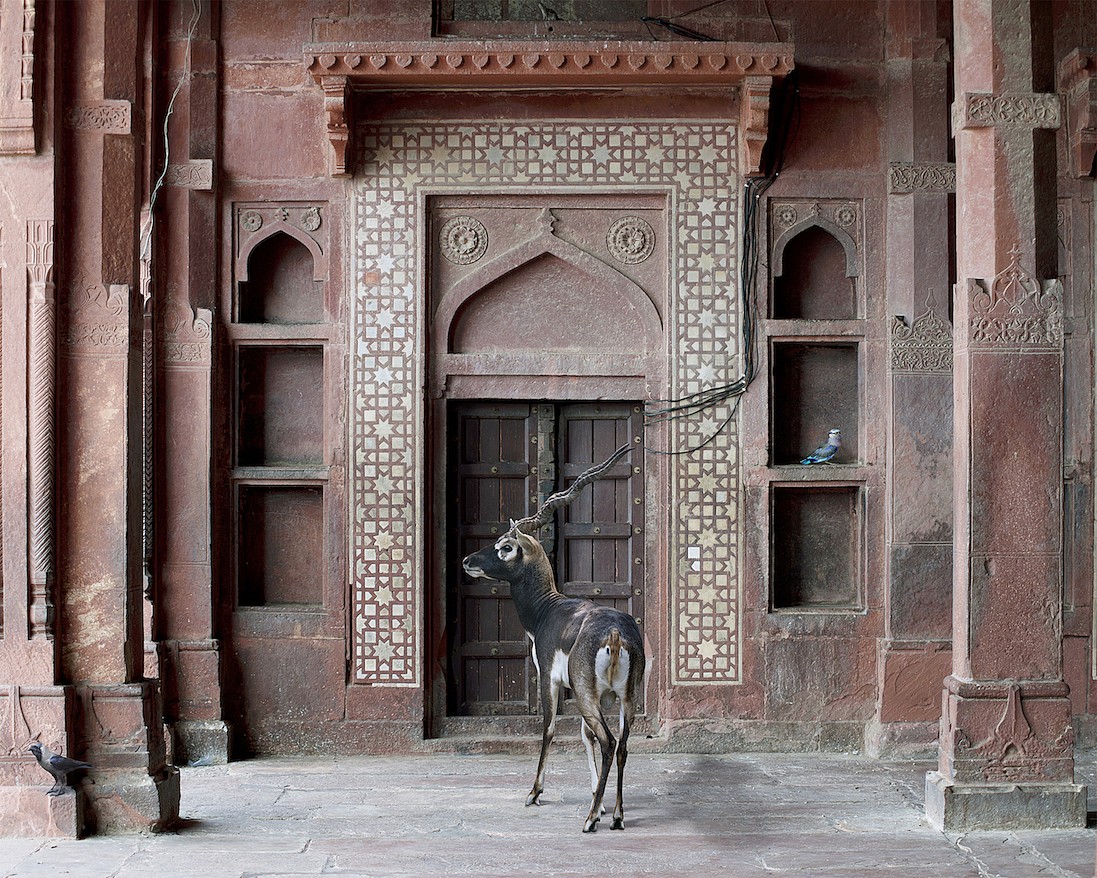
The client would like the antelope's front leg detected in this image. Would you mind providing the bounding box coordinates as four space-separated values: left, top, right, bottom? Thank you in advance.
527 676 560 806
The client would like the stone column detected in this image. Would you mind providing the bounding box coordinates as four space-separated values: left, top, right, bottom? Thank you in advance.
926 0 1086 829
869 0 955 757
56 0 178 832
154 0 228 766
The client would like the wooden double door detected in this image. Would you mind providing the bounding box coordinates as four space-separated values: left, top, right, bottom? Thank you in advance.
447 401 645 716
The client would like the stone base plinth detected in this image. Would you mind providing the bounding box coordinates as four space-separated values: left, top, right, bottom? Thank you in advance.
84 768 180 834
926 770 1087 830
864 719 939 759
0 786 84 837
171 720 230 766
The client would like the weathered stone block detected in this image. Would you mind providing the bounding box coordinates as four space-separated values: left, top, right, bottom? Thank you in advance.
926 770 1087 830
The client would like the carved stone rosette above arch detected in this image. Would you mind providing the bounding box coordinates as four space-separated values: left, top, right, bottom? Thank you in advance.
304 41 794 178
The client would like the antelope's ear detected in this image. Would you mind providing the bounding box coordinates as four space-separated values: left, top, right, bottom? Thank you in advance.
514 530 540 551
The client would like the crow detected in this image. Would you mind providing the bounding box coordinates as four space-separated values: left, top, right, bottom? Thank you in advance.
28 742 91 796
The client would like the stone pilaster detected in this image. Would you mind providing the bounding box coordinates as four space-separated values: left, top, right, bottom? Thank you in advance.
926 0 1085 829
56 0 178 832
871 0 955 758
156 0 227 765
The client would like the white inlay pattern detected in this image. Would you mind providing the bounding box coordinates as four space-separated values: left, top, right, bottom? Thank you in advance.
351 120 741 686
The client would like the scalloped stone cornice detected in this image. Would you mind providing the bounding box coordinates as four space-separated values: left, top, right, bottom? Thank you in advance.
304 40 795 177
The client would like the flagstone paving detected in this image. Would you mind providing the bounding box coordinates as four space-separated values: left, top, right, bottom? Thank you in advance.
2 751 1095 877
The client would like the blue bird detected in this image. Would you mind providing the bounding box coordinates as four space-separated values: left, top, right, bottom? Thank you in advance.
800 429 841 465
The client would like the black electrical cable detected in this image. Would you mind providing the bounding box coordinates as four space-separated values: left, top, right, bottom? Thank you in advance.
645 69 800 455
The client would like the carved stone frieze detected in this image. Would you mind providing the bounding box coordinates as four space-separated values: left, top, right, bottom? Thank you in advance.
159 298 212 366
964 245 1063 349
164 159 214 190
63 273 128 352
888 162 956 193
890 309 953 373
65 100 132 133
948 686 1075 784
307 42 794 81
0 687 68 757
952 92 1061 133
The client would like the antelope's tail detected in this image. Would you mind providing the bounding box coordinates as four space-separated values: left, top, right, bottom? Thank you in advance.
606 629 622 685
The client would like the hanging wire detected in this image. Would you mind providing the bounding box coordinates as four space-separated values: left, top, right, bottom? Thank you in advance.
645 69 800 455
139 0 202 270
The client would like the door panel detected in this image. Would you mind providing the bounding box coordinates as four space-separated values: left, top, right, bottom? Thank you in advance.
448 400 644 717
450 403 536 715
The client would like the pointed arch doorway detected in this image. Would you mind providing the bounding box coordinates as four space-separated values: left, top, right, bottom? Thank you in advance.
425 193 666 734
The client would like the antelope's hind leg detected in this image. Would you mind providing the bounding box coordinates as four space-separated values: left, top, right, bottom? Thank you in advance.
581 720 606 815
611 697 634 830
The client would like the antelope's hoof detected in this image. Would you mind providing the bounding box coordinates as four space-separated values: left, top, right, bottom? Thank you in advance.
526 790 542 806
611 816 625 830
583 817 600 833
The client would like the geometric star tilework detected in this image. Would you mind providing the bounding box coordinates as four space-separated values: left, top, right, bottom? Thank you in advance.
351 120 740 686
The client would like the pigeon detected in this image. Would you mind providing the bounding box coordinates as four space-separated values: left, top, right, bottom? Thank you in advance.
28 742 92 796
800 429 841 465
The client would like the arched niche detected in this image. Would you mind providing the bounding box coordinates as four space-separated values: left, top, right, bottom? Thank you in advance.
236 227 325 324
771 219 859 319
436 235 662 359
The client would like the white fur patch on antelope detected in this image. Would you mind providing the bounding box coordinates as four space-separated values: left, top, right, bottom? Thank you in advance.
595 644 630 697
550 649 571 690
494 536 519 562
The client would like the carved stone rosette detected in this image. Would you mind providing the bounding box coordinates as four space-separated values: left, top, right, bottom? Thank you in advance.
889 308 953 373
26 220 55 637
439 215 488 264
606 216 655 264
963 245 1063 350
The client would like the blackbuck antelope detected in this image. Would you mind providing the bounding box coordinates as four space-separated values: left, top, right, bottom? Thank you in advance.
462 444 646 833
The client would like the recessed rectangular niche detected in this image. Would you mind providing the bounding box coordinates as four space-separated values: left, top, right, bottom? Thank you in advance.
237 346 323 466
771 485 861 610
238 486 324 607
771 342 858 466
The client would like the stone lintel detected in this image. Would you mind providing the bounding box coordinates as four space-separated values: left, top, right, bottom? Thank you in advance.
305 40 795 177
926 770 1086 831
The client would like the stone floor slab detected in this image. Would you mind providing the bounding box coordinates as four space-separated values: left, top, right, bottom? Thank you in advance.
0 751 1093 877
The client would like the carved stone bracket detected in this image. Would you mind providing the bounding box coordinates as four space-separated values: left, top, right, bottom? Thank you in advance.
890 308 953 373
321 76 351 177
740 75 772 175
888 162 956 193
305 41 795 177
952 92 1061 134
1059 48 1097 178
